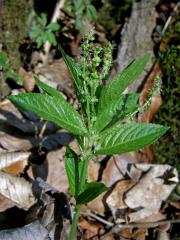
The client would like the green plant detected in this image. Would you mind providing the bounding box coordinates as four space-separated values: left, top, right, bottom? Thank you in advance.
0 52 23 85
8 32 169 239
29 13 60 48
65 0 96 33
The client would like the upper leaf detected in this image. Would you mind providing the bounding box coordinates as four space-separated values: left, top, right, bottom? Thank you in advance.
95 93 139 132
58 45 82 100
77 182 108 205
8 93 87 136
35 77 65 99
95 123 169 155
64 147 82 197
96 54 149 132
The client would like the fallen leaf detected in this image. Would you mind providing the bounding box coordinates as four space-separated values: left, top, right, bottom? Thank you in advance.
0 172 36 209
0 152 30 175
0 131 40 151
102 154 136 187
106 180 137 222
0 220 49 240
125 164 178 222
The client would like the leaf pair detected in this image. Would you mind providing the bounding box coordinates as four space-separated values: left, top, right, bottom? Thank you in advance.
65 148 108 205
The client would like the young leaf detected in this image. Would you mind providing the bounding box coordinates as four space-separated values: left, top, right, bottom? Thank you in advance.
96 54 149 132
47 22 60 31
58 45 82 100
65 147 83 197
35 77 65 99
95 93 139 132
77 182 108 205
95 123 169 155
8 93 87 136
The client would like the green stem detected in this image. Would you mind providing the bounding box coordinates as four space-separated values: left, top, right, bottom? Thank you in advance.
68 205 81 240
68 154 90 239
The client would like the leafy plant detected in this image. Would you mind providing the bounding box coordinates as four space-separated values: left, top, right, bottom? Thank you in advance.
8 32 169 239
65 0 96 33
0 52 23 85
29 13 60 48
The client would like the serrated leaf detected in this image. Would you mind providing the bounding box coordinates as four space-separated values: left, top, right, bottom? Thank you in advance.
95 123 169 155
77 182 108 205
95 93 139 132
35 77 64 99
96 54 149 132
59 45 82 100
8 93 87 136
47 22 60 31
64 147 82 197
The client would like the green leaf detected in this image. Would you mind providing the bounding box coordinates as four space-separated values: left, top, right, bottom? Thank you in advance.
95 93 139 132
46 31 57 46
86 5 97 21
77 182 108 205
58 45 82 100
36 36 44 48
75 18 84 33
95 123 169 155
8 93 87 136
96 54 149 132
38 13 47 26
29 29 40 38
47 22 60 31
35 77 65 100
64 147 83 197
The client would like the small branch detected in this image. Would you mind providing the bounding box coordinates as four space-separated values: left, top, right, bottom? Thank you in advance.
161 2 180 36
81 211 114 227
100 219 180 239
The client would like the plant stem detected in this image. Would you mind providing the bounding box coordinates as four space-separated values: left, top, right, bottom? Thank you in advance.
68 205 81 240
69 152 91 239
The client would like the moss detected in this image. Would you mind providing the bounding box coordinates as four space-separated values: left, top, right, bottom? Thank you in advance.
154 17 180 172
0 0 33 69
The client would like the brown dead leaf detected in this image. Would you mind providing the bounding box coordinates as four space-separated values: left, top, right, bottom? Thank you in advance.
79 217 103 239
18 67 35 92
0 172 36 209
102 154 136 187
0 152 30 175
0 131 40 151
125 164 178 222
31 148 69 194
106 180 137 222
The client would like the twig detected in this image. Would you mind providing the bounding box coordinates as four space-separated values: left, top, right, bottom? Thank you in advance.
80 211 114 227
100 219 180 239
161 2 180 36
42 0 65 63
